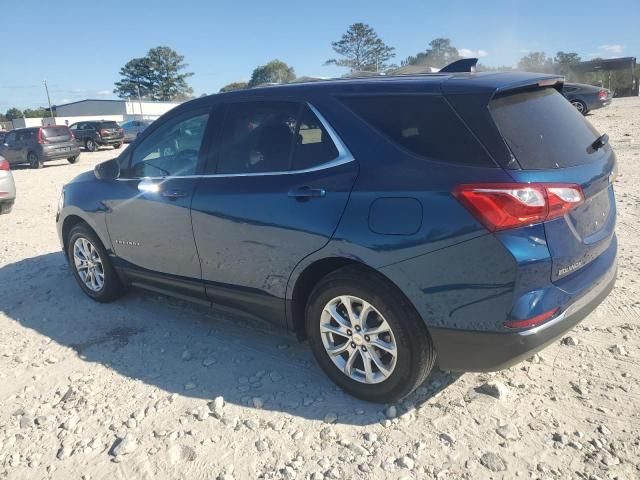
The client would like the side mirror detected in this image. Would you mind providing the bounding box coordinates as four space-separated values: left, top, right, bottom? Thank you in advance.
94 158 120 180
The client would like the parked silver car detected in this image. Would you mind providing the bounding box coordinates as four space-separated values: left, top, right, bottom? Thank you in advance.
121 119 153 143
0 155 16 214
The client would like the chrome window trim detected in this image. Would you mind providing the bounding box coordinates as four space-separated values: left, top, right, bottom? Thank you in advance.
117 101 354 181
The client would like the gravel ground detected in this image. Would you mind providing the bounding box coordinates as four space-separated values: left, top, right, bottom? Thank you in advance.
0 98 639 480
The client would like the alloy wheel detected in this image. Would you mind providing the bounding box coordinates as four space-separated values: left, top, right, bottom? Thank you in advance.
73 237 105 292
320 295 397 384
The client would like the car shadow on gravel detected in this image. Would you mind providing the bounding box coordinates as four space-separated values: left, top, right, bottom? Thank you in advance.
0 252 462 425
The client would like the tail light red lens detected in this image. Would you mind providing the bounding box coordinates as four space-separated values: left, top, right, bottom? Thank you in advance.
100 129 108 136
453 183 584 232
504 308 559 329
0 158 9 171
37 128 45 144
598 90 607 99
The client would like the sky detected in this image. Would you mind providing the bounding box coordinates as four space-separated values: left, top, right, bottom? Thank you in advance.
2 0 639 110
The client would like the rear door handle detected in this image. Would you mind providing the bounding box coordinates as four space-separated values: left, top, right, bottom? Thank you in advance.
162 190 188 200
288 187 326 200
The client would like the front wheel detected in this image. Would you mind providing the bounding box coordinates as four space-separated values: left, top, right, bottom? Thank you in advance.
113 143 122 149
67 155 79 164
306 266 436 403
28 151 42 169
571 100 587 115
85 138 97 152
67 224 126 302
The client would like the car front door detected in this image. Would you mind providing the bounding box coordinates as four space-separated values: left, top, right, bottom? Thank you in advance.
190 100 358 325
104 107 214 298
1 131 19 164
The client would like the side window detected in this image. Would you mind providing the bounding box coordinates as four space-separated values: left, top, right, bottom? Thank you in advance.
216 101 299 174
69 124 78 131
5 132 16 145
341 95 495 166
125 111 210 178
291 106 339 170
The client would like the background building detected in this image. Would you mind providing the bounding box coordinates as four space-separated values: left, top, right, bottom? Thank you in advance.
10 98 181 129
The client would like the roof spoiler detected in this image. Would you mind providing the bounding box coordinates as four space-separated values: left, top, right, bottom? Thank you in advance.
440 58 478 73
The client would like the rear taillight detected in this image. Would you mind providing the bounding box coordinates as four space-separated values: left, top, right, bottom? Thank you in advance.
0 158 9 171
504 308 559 329
598 90 607 100
118 128 124 135
100 129 108 136
453 183 584 232
37 128 46 144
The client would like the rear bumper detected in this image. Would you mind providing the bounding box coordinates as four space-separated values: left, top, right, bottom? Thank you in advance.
98 137 124 145
430 255 617 371
41 145 81 161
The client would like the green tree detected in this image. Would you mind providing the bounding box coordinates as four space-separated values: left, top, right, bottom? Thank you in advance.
402 38 460 68
114 46 194 101
5 108 23 121
23 108 51 118
554 51 581 65
219 81 249 93
517 51 553 73
248 60 295 87
326 23 395 72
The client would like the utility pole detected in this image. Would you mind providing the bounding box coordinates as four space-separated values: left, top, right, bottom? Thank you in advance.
44 80 55 124
136 84 144 119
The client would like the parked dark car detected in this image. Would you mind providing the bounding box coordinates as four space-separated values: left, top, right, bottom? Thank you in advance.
69 120 124 152
121 119 153 143
57 71 617 402
0 125 80 168
562 82 611 115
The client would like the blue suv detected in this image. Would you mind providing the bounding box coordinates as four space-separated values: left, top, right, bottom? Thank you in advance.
56 70 617 402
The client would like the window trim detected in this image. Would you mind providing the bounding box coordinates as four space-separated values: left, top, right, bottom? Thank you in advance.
116 102 354 181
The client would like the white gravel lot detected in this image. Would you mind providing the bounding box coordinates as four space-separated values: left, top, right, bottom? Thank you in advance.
0 98 639 480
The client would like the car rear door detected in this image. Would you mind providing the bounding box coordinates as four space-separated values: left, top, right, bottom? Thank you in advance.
489 87 616 286
1 131 19 164
104 107 214 297
190 100 358 325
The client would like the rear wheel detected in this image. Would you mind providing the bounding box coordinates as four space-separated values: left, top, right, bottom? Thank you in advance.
306 266 436 403
67 155 79 164
113 143 122 149
85 138 97 152
67 223 126 302
28 151 42 169
571 100 587 115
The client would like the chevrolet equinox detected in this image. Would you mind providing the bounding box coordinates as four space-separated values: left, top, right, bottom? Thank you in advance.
56 68 617 402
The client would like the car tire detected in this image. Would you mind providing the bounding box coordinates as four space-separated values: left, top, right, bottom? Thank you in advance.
28 151 42 169
571 100 587 115
67 223 126 303
113 143 122 149
305 265 436 403
85 139 97 152
67 155 79 164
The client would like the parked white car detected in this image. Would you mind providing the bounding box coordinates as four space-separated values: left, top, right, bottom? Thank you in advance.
0 155 16 214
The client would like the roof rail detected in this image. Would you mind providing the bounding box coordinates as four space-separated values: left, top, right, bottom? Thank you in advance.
439 58 478 73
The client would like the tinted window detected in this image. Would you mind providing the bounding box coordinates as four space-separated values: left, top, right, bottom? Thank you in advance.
99 121 120 129
291 106 339 170
490 88 602 169
341 95 494 166
4 132 16 145
126 111 210 178
216 102 299 174
42 126 71 140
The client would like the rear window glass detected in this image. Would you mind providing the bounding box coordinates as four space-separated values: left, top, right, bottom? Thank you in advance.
490 88 603 169
42 127 70 138
99 122 120 129
340 95 494 166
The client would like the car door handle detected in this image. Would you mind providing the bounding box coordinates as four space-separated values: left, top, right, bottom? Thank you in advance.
288 187 326 200
162 190 188 200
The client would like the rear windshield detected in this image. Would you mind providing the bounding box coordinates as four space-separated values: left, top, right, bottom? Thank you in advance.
341 95 495 166
99 122 120 129
490 88 603 169
42 126 71 138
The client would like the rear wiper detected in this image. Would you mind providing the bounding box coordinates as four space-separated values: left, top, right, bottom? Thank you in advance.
590 133 609 152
